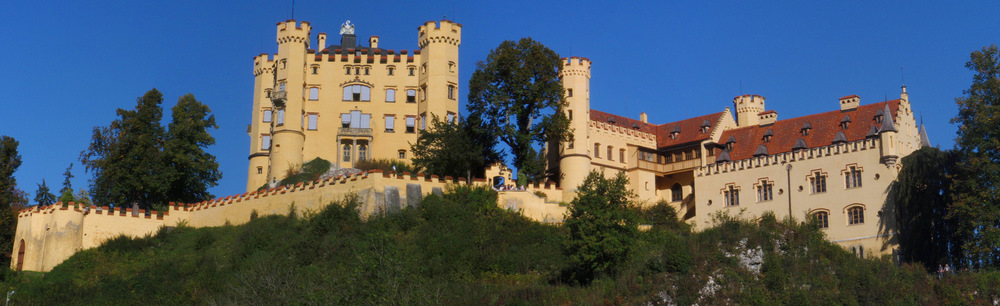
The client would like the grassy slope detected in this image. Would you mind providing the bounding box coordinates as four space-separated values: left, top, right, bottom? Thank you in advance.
3 187 1000 305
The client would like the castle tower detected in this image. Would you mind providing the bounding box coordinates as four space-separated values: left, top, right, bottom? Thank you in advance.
558 57 592 200
247 53 275 190
733 94 765 127
267 20 311 183
417 20 462 125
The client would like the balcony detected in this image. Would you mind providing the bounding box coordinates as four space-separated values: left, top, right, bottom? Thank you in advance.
636 158 702 175
339 127 373 137
270 90 287 107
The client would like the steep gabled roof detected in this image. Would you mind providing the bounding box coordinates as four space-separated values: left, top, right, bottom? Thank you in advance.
713 100 901 161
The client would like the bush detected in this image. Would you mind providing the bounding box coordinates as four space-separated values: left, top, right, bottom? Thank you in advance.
354 158 415 174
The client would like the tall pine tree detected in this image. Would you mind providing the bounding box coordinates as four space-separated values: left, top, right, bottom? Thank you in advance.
950 45 1000 269
165 94 221 203
82 89 171 210
34 179 56 206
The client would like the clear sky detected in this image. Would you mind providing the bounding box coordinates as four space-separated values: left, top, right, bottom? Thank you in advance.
1 1 997 204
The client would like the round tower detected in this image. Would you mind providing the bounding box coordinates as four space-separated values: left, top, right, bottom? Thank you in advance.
733 94 765 127
267 20 310 182
416 20 462 125
559 57 592 200
247 53 275 191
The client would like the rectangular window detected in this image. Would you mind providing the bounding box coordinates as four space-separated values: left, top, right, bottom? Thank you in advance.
398 150 406 159
594 144 600 158
724 185 739 207
364 67 370 75
815 212 829 228
261 135 271 150
312 66 318 74
385 115 395 132
346 67 352 75
307 114 318 130
620 149 625 163
263 110 273 123
848 207 865 225
341 113 350 128
408 67 415 76
385 88 396 102
405 116 416 133
607 146 613 161
446 112 455 123
420 114 427 130
810 171 827 194
420 86 427 102
343 85 371 101
406 89 416 103
448 84 456 100
276 109 284 125
388 67 395 76
309 87 319 100
567 88 573 97
846 166 863 188
360 113 371 128
757 181 773 202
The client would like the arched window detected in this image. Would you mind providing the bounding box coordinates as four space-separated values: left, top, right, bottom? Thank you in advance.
343 144 352 162
813 211 830 228
16 240 25 272
358 145 368 161
671 183 683 202
342 85 371 101
724 184 739 207
607 146 613 161
847 206 865 225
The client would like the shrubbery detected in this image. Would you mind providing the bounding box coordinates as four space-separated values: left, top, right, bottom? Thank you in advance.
3 185 1000 304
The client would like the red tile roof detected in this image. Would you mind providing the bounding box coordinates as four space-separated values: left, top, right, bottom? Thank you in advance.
714 100 900 161
590 110 656 134
653 112 724 148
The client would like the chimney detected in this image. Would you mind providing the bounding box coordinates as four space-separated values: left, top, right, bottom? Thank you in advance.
758 110 777 126
369 36 379 49
317 33 327 51
639 112 648 123
840 95 860 111
341 33 357 49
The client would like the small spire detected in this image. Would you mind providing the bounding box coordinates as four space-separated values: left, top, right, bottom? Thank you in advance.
753 144 769 157
792 138 808 150
866 125 879 138
832 131 848 144
919 123 931 147
880 103 897 132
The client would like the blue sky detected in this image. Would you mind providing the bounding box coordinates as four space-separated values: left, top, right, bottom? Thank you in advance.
1 1 997 204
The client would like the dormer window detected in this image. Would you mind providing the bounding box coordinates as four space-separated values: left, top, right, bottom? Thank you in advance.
841 115 851 129
801 121 812 136
874 109 885 124
701 120 711 133
670 126 681 139
762 129 773 143
725 136 736 151
606 117 616 124
631 123 640 130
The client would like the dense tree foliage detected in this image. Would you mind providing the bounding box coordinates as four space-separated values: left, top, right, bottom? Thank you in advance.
467 38 570 182
0 136 27 269
81 89 220 211
563 171 638 284
164 94 221 204
33 179 55 206
410 115 500 180
950 44 1000 269
892 147 960 269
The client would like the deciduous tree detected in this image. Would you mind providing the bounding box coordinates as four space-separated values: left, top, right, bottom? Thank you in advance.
950 44 1000 269
410 115 500 181
467 38 570 182
0 136 28 268
563 171 638 284
892 147 959 269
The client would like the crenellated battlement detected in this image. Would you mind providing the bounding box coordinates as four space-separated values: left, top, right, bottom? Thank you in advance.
418 20 462 48
561 56 592 78
312 48 418 64
589 120 657 146
276 20 311 47
253 53 275 76
696 138 881 177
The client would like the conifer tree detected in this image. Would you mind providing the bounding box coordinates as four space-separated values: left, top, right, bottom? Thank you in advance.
82 89 171 210
950 44 1000 268
58 163 75 203
34 179 56 206
164 94 221 203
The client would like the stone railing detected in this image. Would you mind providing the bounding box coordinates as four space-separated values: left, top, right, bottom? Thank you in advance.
339 127 373 137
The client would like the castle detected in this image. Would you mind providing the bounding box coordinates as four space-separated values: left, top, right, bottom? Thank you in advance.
11 19 927 272
246 19 461 191
552 55 926 256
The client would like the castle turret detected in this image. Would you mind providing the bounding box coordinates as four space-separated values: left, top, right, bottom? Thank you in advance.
879 103 899 167
733 94 765 127
267 20 311 182
417 20 462 127
247 53 275 190
558 57 592 200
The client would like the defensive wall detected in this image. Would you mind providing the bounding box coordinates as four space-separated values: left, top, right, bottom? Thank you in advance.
12 168 567 272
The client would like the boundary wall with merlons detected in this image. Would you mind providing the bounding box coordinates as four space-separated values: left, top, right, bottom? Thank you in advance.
11 169 566 272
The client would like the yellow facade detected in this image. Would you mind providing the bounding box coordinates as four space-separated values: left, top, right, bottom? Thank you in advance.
247 20 461 191
552 55 925 257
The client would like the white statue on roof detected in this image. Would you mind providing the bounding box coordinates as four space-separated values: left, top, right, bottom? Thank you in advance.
340 20 355 35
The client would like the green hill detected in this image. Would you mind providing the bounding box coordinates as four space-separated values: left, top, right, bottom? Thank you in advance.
3 186 998 304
